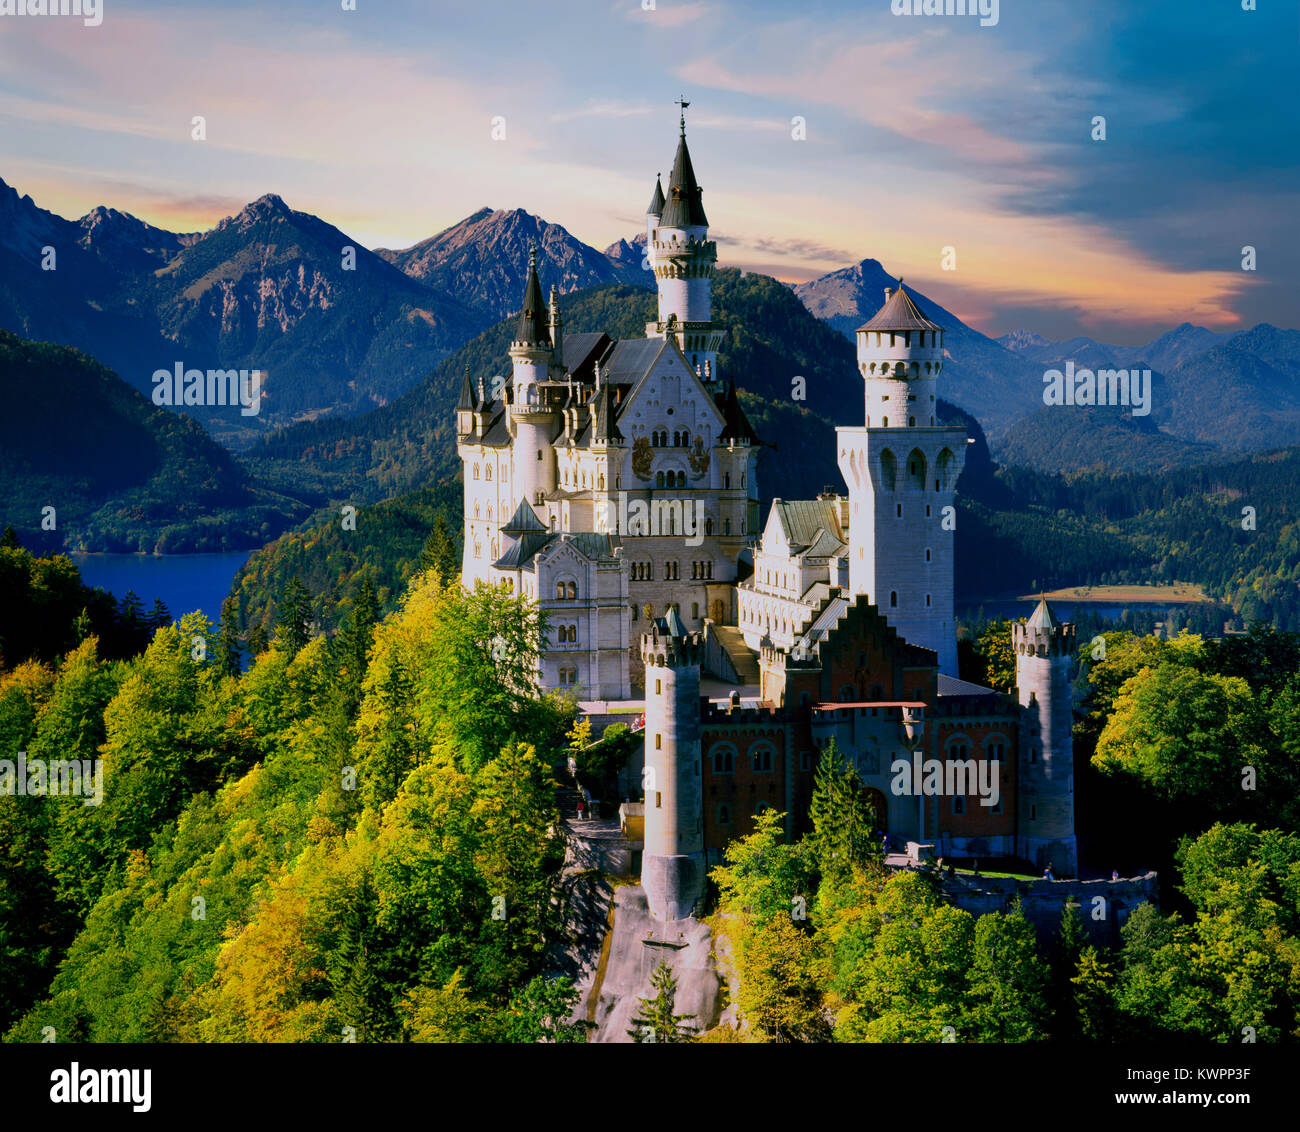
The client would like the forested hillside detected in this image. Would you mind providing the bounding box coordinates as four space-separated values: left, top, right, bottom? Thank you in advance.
0 332 309 552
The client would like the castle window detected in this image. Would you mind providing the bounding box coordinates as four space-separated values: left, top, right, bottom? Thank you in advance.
926 506 932 517
800 751 812 771
556 582 566 599
1030 747 1038 764
799 692 810 707
656 791 662 808
925 548 932 562
712 747 735 774
567 582 577 599
896 504 902 519
1030 804 1037 821
655 679 661 694
890 591 898 608
537 449 543 461
485 466 492 480
953 796 965 815
656 734 662 750
883 417 889 427
724 473 731 489
754 801 771 816
926 594 932 607
839 685 855 702
909 417 916 427
631 605 638 621
473 465 480 480
988 742 1006 762
717 803 731 825
656 471 665 488
935 480 941 492
752 746 774 773
692 602 699 620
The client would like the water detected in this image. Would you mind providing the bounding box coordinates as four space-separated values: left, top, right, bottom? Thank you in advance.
68 552 251 626
961 600 1186 624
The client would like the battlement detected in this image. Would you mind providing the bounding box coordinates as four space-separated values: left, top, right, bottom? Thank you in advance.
642 629 704 669
700 699 786 725
1013 620 1077 658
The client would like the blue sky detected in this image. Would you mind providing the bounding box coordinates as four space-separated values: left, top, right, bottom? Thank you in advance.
1 0 1295 341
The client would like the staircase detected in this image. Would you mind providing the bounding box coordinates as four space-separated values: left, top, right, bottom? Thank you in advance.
707 623 762 686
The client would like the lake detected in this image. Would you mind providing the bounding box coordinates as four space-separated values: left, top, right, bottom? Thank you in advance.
69 551 251 625
961 600 1184 623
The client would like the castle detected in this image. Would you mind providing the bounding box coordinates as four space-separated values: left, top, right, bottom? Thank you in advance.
454 111 1079 916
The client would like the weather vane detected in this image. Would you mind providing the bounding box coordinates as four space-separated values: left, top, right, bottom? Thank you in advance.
675 95 690 135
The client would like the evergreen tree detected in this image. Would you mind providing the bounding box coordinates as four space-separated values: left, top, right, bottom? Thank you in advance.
245 621 268 659
144 597 172 634
215 596 243 677
1 525 20 549
628 960 695 1043
335 576 379 702
274 576 314 657
419 515 460 581
808 739 876 885
1048 901 1089 1039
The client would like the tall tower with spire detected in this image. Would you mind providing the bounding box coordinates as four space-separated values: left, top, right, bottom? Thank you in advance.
836 283 967 675
645 98 723 382
507 241 558 516
1014 598 1079 876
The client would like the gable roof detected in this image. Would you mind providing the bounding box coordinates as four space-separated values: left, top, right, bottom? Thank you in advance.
770 498 845 552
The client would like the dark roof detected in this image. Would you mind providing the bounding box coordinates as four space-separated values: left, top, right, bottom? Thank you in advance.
659 134 709 228
600 337 664 386
456 366 476 412
647 174 665 217
493 531 552 570
856 283 943 333
718 380 761 443
502 498 548 535
493 530 618 572
560 332 610 381
514 245 550 346
592 379 623 442
769 499 845 551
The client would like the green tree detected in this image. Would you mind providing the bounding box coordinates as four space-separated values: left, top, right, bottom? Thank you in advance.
419 514 460 581
628 961 696 1043
807 739 876 890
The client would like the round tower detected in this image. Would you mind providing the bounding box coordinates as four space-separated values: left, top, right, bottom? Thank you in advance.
837 282 965 675
645 173 665 266
855 283 945 430
640 613 705 922
1013 599 1078 876
508 242 557 510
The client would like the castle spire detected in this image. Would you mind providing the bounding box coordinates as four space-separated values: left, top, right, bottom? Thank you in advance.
514 241 548 347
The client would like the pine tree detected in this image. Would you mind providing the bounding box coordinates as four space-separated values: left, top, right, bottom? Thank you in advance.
628 960 695 1043
0 525 20 549
246 622 268 659
216 596 243 677
419 515 460 581
808 739 876 883
144 597 172 633
275 576 314 657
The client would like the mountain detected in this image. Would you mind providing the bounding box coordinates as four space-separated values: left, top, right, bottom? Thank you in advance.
993 404 1218 474
0 178 490 446
375 207 651 318
247 268 991 513
793 259 1045 438
603 233 648 271
995 322 1234 375
0 331 308 552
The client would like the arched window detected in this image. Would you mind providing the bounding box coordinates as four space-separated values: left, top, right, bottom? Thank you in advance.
712 746 735 774
717 803 731 825
752 744 774 773
566 581 577 599
656 471 665 488
473 465 480 480
839 685 856 702
890 591 898 607
485 465 492 480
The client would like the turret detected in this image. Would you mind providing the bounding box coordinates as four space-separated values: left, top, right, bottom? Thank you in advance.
547 284 564 378
645 173 665 263
645 101 723 377
508 242 557 510
1013 599 1078 876
640 611 705 922
855 282 945 429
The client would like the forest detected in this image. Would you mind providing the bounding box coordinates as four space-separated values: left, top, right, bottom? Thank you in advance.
2 536 1298 1042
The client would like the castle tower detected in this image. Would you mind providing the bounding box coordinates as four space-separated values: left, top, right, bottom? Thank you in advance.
645 172 664 255
1014 599 1078 876
836 283 966 675
640 611 706 922
508 242 557 513
645 100 723 378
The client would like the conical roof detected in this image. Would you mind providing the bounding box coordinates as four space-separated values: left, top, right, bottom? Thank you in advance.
456 365 476 412
718 380 760 443
659 135 708 228
1026 597 1059 630
502 498 548 535
857 282 943 333
647 174 665 217
514 243 549 346
663 606 687 638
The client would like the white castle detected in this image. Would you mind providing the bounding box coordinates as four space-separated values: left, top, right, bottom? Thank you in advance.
458 110 973 699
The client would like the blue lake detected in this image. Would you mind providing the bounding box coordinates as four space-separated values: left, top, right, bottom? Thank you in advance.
69 552 251 625
961 599 1200 623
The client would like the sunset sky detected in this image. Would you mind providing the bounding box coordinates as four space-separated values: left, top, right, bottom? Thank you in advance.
1 0 1295 342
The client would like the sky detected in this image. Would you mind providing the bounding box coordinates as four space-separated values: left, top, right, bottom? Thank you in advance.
1 0 1296 343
